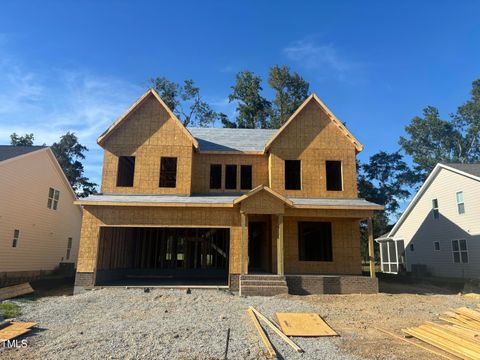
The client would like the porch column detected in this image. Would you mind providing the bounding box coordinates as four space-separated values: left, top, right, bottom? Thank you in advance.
367 217 376 278
277 214 284 275
240 211 248 275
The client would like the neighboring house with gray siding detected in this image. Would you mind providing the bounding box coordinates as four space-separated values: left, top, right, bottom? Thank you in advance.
376 163 480 279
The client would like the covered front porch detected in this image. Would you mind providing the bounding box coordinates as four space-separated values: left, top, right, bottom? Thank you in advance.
233 186 380 295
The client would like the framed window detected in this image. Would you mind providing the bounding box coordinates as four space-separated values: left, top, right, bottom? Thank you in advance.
452 239 468 263
12 229 19 248
285 160 301 190
326 160 343 191
225 165 237 190
66 237 73 260
456 191 465 214
298 222 332 261
159 157 177 188
240 165 252 190
434 241 440 251
410 243 414 251
209 164 222 189
117 156 135 187
47 187 60 210
432 199 439 219
380 239 405 274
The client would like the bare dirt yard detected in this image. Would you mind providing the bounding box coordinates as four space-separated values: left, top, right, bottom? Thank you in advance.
0 278 477 360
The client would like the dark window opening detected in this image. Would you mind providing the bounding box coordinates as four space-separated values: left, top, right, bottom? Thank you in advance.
298 222 332 261
240 165 252 190
432 198 439 219
326 160 343 191
210 164 222 189
160 157 177 188
12 229 19 248
410 243 414 251
116 156 135 187
285 160 301 190
225 165 237 190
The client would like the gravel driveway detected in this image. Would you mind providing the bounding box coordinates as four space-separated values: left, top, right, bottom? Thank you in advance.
1 288 362 360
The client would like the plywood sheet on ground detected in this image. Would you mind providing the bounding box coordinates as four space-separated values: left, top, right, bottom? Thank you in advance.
276 313 338 337
0 283 34 301
0 322 37 342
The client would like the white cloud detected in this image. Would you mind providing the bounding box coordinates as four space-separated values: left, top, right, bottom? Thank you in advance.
283 38 359 82
0 38 143 186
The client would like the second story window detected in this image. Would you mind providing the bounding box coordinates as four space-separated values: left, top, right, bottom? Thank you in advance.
210 164 222 189
159 157 177 188
326 160 343 191
47 187 60 210
117 156 135 187
456 191 465 214
12 229 20 248
432 199 439 219
225 165 237 190
285 160 301 190
240 165 252 190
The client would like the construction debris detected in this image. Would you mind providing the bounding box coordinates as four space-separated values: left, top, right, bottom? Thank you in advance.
276 313 338 337
0 283 34 301
0 321 37 342
249 306 303 353
247 309 276 359
382 305 480 360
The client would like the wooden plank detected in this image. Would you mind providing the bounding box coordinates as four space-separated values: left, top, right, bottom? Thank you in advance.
247 309 277 359
376 327 458 360
454 308 480 323
0 283 34 301
276 313 337 337
0 322 37 342
367 217 375 278
249 307 303 353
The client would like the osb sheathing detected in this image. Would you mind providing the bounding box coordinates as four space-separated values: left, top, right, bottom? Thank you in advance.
76 206 247 275
100 94 194 195
271 216 362 275
268 99 358 198
191 153 268 193
239 191 285 215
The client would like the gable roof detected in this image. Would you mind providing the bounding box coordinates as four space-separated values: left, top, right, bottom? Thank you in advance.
264 93 364 153
189 128 276 153
382 163 480 240
233 185 294 206
0 145 47 162
97 89 199 149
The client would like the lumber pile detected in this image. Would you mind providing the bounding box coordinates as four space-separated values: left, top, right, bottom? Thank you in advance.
0 283 34 301
382 306 480 360
0 321 37 342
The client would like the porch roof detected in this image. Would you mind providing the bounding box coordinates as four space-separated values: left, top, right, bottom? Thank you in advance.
75 193 383 210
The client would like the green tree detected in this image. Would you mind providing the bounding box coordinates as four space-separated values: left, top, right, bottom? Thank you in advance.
268 65 309 128
228 71 271 129
50 132 97 197
150 77 218 127
400 79 480 179
10 133 34 146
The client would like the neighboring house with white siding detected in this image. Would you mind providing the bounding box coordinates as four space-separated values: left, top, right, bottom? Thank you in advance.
0 145 82 284
376 163 480 279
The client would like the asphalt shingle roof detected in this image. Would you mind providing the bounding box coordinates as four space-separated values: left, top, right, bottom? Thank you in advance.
0 145 46 162
443 163 480 178
188 128 277 152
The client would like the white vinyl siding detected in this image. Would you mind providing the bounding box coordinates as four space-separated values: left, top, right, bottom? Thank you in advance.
391 167 480 279
0 150 82 273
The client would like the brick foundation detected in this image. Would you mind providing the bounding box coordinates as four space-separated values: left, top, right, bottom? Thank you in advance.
0 270 55 287
285 275 378 294
74 272 95 294
229 274 240 291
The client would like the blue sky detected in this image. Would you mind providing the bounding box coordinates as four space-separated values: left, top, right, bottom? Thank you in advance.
0 1 479 190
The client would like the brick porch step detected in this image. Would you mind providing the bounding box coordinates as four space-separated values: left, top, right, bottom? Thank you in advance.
240 275 289 296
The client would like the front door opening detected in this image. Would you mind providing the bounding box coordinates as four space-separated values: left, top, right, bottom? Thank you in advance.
248 221 271 273
96 227 229 286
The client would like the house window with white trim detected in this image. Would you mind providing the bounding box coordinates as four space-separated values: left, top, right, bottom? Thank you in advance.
432 199 439 219
434 241 440 251
456 191 465 214
66 237 73 260
47 187 60 210
452 239 468 263
12 229 20 248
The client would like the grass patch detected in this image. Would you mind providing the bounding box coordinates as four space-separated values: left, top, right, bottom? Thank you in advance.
0 302 22 318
